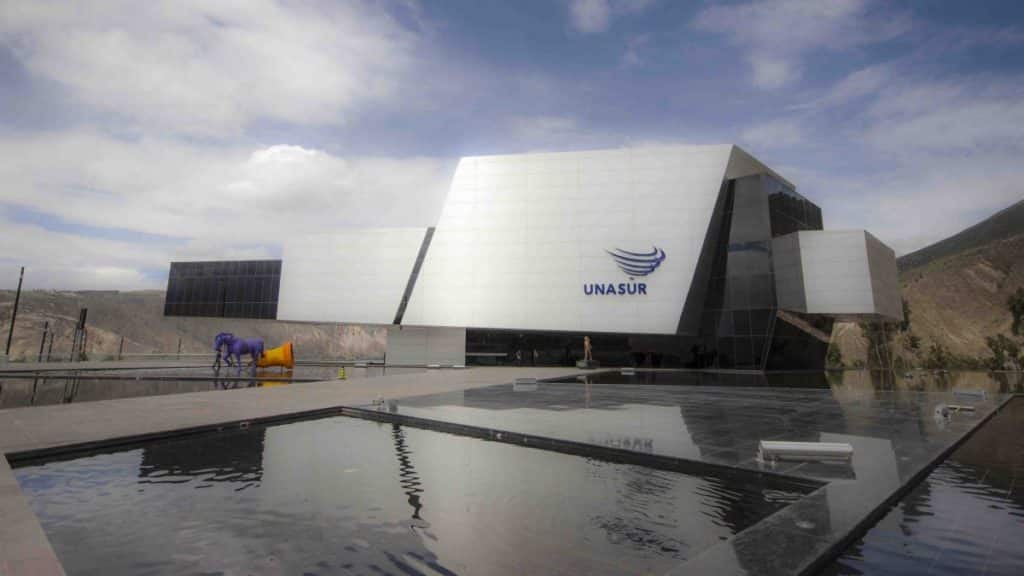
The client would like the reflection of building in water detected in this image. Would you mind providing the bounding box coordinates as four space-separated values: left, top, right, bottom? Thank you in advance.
139 427 266 485
391 424 425 521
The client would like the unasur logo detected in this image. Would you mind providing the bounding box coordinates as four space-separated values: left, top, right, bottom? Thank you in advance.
584 246 666 296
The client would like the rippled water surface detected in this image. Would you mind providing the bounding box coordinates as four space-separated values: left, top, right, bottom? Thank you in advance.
15 415 809 575
819 397 1024 576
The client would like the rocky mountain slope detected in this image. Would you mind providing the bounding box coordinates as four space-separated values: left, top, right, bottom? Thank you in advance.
834 198 1024 367
0 290 385 362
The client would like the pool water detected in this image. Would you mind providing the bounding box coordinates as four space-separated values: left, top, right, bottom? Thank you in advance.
0 365 424 408
15 414 811 575
818 397 1024 576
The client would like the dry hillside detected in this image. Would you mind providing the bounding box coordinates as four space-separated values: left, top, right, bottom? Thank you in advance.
834 199 1024 368
0 290 385 362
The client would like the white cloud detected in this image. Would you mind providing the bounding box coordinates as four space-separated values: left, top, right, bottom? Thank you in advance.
0 0 417 136
741 119 805 150
694 0 906 89
0 209 171 290
569 0 611 33
748 55 797 89
0 133 453 238
621 34 649 67
823 65 892 107
567 0 655 34
509 115 580 142
863 79 1024 156
792 72 1024 255
821 158 1024 256
0 132 455 288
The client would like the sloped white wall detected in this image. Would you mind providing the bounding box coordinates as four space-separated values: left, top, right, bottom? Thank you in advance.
276 229 427 325
402 145 735 334
772 230 903 321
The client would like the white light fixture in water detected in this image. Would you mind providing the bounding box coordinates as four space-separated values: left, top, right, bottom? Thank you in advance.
758 441 854 463
936 403 976 418
513 377 538 392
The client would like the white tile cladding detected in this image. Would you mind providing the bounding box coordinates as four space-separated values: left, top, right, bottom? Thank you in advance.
401 145 776 334
276 228 428 325
772 230 903 321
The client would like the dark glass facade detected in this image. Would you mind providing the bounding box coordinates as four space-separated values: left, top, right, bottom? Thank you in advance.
163 260 281 319
466 328 639 367
464 173 832 371
696 177 775 369
768 177 823 236
692 174 825 370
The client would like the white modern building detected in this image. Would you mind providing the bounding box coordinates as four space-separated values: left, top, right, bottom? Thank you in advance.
165 145 901 370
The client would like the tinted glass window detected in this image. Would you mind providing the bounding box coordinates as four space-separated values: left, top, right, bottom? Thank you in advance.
164 260 281 319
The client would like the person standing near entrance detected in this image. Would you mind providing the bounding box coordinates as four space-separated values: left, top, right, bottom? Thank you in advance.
583 336 593 363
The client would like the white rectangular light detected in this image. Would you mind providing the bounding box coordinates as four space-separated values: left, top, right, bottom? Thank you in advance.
758 441 854 463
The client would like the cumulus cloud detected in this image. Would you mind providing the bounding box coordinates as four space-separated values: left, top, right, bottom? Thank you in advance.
694 0 906 89
0 0 416 135
0 207 172 290
567 0 655 34
0 133 454 239
0 132 454 287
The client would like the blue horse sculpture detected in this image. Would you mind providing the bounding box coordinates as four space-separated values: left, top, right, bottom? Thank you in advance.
214 332 264 370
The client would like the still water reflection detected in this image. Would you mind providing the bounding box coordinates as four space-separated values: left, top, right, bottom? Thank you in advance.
15 416 809 575
0 366 423 409
386 371 1020 473
819 397 1024 576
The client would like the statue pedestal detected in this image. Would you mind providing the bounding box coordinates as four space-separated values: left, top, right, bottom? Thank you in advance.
575 359 600 369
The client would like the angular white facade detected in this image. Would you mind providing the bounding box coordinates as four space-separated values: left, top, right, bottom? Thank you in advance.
171 143 903 369
401 145 787 335
773 230 902 320
277 228 428 325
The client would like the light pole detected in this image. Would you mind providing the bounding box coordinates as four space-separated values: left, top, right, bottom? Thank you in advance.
5 266 24 358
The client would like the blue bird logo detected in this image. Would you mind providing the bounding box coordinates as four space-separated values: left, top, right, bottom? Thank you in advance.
607 247 666 278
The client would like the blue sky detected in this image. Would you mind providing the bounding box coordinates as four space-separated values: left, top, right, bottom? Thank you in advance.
1 0 1023 289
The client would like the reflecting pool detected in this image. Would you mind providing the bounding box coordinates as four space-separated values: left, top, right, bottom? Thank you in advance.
818 397 1024 576
0 365 424 408
15 415 811 575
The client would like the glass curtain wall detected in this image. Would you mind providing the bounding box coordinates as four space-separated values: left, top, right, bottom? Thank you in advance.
698 177 775 369
164 260 282 319
697 174 825 370
763 176 831 370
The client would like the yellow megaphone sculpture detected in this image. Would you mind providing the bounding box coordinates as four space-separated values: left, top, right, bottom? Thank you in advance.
258 341 295 369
